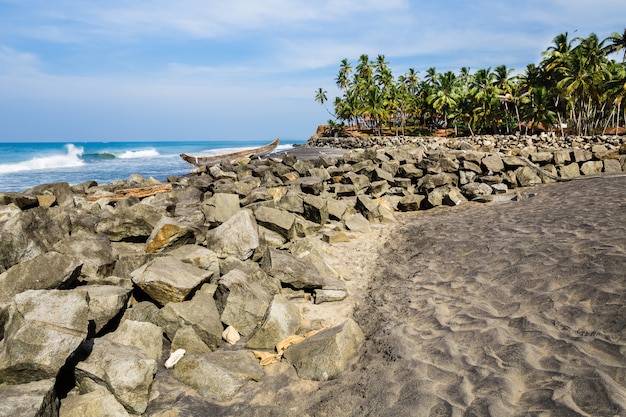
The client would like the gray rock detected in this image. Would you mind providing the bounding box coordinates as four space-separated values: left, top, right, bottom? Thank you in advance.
215 269 273 337
201 193 240 225
553 150 572 165
302 194 329 224
121 301 160 325
417 173 456 191
52 232 116 280
102 319 163 364
580 160 604 175
0 192 38 210
261 247 330 290
314 289 347 304
173 350 263 401
397 194 425 211
26 182 74 208
0 207 71 272
461 182 493 200
559 162 581 179
205 210 259 260
171 325 213 354
253 206 296 239
0 379 59 417
75 338 157 415
245 294 302 349
0 251 83 303
603 159 622 173
283 319 364 381
75 285 132 334
131 257 213 305
156 284 223 350
60 389 130 417
290 237 341 281
530 152 554 163
0 290 89 384
95 204 166 242
167 244 220 283
515 166 542 187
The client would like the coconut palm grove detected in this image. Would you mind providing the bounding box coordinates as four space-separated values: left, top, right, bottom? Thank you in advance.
315 30 626 138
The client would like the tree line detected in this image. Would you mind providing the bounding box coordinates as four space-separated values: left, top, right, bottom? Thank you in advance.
315 30 626 137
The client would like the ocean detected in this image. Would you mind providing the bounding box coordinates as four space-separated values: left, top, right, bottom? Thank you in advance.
0 139 305 192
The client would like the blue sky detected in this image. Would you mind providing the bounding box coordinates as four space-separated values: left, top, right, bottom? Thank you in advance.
1 0 625 142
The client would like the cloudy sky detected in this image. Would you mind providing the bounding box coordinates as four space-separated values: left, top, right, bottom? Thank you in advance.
1 0 624 142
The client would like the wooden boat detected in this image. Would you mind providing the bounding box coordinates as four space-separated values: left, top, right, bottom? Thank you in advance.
180 138 280 167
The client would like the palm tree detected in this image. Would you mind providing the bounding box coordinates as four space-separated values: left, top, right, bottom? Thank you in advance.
336 58 352 90
427 71 459 130
315 88 335 118
471 68 503 133
605 28 626 62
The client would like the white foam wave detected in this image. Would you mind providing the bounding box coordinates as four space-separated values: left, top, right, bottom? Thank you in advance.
117 149 160 159
0 144 85 174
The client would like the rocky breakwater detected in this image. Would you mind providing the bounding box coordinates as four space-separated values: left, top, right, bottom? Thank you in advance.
0 134 625 416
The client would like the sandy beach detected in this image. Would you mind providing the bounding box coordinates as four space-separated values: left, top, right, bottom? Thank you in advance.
174 174 626 416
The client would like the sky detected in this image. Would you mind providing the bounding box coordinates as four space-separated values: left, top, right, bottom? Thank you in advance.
0 0 625 142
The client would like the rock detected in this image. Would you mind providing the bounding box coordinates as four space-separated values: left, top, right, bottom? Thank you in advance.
167 244 220 282
102 319 163 363
342 212 370 233
553 150 572 165
52 231 116 280
0 290 89 384
205 210 259 260
145 217 196 253
580 160 603 176
426 186 467 208
559 162 581 179
156 284 223 350
283 319 364 381
76 285 132 334
461 182 493 200
0 192 39 210
322 231 351 244
290 237 341 281
201 193 240 225
530 152 554 163
214 269 273 337
0 207 71 271
603 159 622 173
173 350 263 401
60 388 130 417
171 325 213 354
253 206 296 239
302 194 329 224
222 325 241 345
245 294 302 349
261 247 330 290
417 173 456 191
131 257 213 305
481 154 506 173
74 338 157 415
0 251 83 303
515 166 542 187
26 182 74 208
397 194 425 211
95 204 166 242
341 172 370 194
121 301 160 325
0 379 59 417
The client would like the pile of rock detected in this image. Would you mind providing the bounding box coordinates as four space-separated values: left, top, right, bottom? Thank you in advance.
0 135 625 416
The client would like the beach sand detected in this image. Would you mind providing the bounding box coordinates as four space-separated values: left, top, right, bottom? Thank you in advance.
147 175 626 416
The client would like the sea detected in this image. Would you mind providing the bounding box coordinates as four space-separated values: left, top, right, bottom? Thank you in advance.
0 139 305 192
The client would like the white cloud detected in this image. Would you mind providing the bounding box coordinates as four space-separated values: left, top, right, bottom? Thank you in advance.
0 45 40 75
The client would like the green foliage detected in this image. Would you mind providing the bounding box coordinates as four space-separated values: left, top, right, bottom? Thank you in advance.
314 29 626 136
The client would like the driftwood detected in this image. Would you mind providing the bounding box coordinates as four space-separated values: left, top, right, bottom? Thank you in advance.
87 183 172 203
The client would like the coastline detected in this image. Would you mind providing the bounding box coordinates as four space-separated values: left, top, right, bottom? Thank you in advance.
0 134 625 415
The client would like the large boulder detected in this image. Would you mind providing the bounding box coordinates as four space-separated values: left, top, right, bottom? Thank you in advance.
60 389 130 417
0 379 59 417
214 269 273 337
205 210 259 260
201 193 240 225
283 319 364 381
261 247 336 290
253 206 296 239
173 350 263 401
131 257 213 305
145 217 196 253
155 284 223 350
75 285 132 334
52 232 116 280
167 244 220 283
0 251 83 303
74 338 157 415
102 319 163 364
245 294 302 349
95 204 166 242
0 290 89 384
26 182 74 208
0 207 71 272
